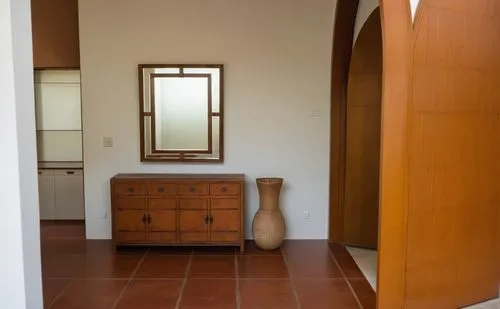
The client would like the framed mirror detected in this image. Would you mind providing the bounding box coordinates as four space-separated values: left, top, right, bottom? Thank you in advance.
138 64 224 162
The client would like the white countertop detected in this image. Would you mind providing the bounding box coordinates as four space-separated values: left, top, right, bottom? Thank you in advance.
38 161 83 169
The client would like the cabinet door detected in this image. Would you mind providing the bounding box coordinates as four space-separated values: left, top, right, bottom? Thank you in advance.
210 209 240 242
148 198 177 243
38 169 56 220
179 210 208 243
116 209 147 243
54 169 84 219
31 0 80 68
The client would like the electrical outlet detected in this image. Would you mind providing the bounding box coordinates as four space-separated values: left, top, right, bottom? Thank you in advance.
304 211 311 219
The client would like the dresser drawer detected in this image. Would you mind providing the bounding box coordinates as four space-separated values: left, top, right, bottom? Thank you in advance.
178 183 209 196
211 198 240 210
114 183 145 196
149 198 176 210
179 198 208 210
116 198 146 210
148 183 177 196
210 183 240 196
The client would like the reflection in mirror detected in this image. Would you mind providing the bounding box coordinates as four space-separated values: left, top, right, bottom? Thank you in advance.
139 64 223 162
153 77 209 151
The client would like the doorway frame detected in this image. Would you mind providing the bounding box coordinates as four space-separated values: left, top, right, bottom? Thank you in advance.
328 0 414 308
328 0 359 244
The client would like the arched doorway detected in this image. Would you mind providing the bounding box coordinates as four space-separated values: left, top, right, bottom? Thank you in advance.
329 0 500 308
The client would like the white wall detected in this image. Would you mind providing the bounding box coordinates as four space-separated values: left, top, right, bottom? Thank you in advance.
410 0 420 21
0 0 43 307
79 0 336 239
353 0 380 44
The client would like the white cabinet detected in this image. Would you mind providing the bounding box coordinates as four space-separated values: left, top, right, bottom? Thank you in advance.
54 169 84 219
38 169 56 220
38 169 84 220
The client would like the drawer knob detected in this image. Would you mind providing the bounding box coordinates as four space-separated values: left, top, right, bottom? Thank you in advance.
158 187 165 193
128 188 135 193
221 187 227 192
189 186 196 192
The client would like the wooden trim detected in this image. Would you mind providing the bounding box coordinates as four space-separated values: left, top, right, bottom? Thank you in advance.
138 64 224 162
149 73 211 154
33 66 80 70
328 0 359 243
218 65 225 162
376 0 412 308
207 74 213 155
138 64 223 69
139 66 146 162
150 74 158 153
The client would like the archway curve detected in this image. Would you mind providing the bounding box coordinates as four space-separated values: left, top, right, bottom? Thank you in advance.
329 0 414 308
330 0 500 308
343 6 382 250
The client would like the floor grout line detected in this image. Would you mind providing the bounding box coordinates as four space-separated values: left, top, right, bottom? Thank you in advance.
235 253 241 309
46 278 75 309
110 251 148 309
280 247 302 309
174 250 194 309
328 248 363 309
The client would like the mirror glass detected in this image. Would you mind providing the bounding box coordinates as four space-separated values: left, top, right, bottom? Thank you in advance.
139 64 223 162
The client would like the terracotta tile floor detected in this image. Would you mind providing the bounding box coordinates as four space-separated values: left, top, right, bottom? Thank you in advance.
40 221 375 309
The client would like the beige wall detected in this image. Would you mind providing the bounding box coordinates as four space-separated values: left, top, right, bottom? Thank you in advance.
79 0 336 239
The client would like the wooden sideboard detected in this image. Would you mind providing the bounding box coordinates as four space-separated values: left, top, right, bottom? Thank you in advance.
110 173 245 251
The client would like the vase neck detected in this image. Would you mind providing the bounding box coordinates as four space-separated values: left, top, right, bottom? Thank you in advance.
257 182 282 211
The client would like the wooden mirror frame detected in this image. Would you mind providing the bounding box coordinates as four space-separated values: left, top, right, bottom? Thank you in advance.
138 64 224 163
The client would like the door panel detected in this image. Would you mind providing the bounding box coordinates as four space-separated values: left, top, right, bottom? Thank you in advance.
210 210 240 242
116 210 146 242
38 169 56 220
343 7 382 249
375 0 500 308
179 210 208 242
210 210 239 232
148 210 176 232
54 169 84 219
402 2 500 307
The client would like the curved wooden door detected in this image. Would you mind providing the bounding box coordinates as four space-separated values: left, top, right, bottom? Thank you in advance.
377 0 500 308
343 8 382 249
403 0 499 307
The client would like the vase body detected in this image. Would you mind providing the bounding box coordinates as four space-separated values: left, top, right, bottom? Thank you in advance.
252 177 286 250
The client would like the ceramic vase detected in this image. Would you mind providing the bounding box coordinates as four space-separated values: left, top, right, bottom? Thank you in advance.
252 177 286 250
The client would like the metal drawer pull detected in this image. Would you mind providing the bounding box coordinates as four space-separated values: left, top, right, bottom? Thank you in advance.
221 187 227 192
128 188 135 193
66 171 75 175
189 186 196 192
158 187 165 193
